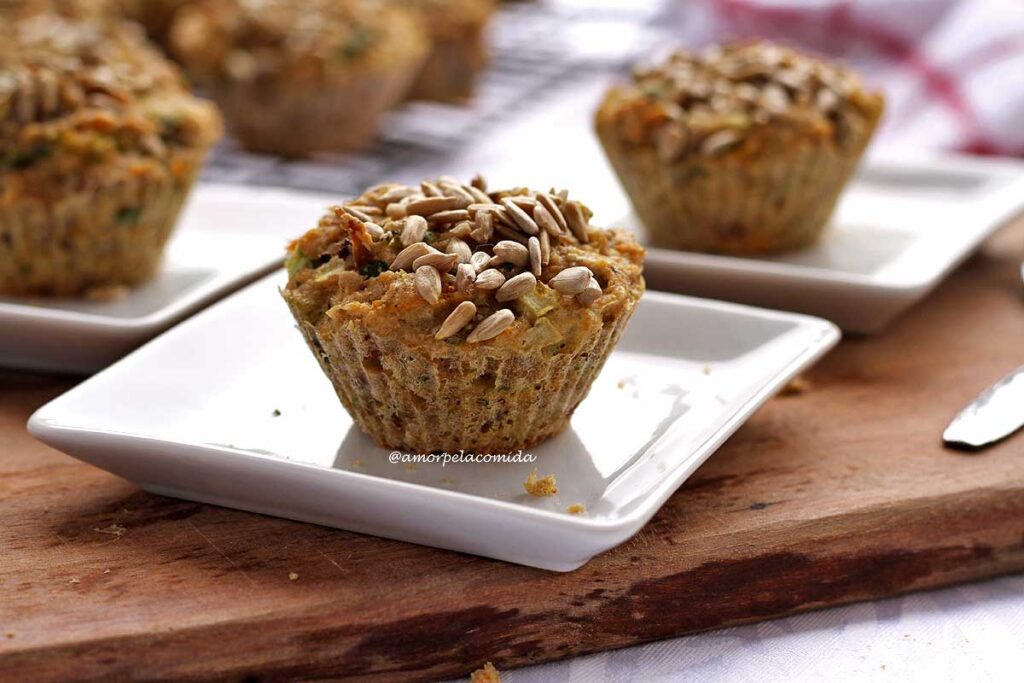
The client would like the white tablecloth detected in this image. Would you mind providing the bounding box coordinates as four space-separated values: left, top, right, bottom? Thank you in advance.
486 573 1024 682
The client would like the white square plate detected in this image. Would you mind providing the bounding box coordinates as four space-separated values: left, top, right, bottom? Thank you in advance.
29 273 839 571
632 153 1024 334
0 183 334 373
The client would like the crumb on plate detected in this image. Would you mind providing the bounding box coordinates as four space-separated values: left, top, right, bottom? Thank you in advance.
567 503 586 515
523 468 557 497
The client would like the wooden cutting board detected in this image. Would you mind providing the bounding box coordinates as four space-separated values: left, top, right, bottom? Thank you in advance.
2 220 1023 683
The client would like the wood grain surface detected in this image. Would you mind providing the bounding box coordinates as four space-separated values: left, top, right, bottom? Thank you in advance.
2 220 1023 683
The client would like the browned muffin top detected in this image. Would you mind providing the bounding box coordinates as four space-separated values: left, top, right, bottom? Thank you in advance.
0 13 221 190
170 0 427 86
283 175 644 348
598 41 884 160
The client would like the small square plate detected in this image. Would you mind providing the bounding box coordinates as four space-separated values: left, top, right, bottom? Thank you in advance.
633 153 1024 334
0 183 333 373
29 273 838 571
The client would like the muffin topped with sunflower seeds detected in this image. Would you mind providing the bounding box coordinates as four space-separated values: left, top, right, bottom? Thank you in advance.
597 41 884 254
0 12 221 296
282 175 645 454
169 0 428 156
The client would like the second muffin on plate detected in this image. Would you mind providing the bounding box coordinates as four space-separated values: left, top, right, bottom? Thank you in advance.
596 42 884 254
282 176 645 454
169 0 428 157
0 11 221 297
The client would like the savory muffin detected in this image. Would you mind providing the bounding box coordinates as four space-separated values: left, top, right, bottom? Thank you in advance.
169 0 428 157
596 41 884 254
402 0 494 102
0 13 221 297
282 175 645 454
0 0 114 19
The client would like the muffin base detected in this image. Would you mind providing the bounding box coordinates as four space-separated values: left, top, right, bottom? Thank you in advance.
407 36 488 102
286 300 638 455
0 150 205 297
214 67 420 158
597 126 875 254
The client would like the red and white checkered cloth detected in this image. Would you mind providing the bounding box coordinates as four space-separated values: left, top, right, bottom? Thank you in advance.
670 0 1024 156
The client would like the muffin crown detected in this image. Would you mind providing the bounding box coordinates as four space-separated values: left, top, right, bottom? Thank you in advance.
0 13 221 173
170 0 428 85
598 41 884 161
283 176 645 349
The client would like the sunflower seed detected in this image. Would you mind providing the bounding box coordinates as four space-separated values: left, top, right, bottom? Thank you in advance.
455 263 476 290
471 210 494 242
406 196 463 216
435 301 477 340
386 202 407 219
341 206 372 222
464 184 492 204
527 236 542 277
577 276 602 306
496 272 536 302
401 215 429 246
500 198 540 235
378 186 416 204
539 229 551 266
391 242 438 270
474 268 505 290
467 203 504 215
494 221 528 244
470 173 488 191
415 265 442 304
467 309 515 343
507 195 537 211
449 221 474 239
413 251 459 273
470 251 492 273
493 240 529 266
364 222 384 238
421 180 443 197
533 203 562 236
428 209 470 225
439 182 475 205
564 201 590 243
815 87 839 113
447 237 472 264
536 193 568 232
701 130 741 156
548 266 592 295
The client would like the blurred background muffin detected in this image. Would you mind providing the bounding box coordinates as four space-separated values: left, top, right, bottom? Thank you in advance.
596 41 884 254
401 0 495 102
0 11 221 297
168 0 429 157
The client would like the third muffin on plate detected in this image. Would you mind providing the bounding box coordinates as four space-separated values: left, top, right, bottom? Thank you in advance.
169 0 428 157
282 176 645 454
596 42 884 254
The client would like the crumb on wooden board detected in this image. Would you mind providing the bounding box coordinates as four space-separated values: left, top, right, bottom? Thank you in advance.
779 375 811 396
470 662 501 683
523 468 557 497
